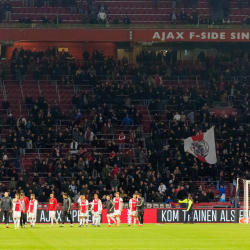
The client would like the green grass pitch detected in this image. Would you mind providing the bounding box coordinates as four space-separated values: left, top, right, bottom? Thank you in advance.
1 223 250 250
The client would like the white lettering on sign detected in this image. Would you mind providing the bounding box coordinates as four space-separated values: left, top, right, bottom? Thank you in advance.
152 32 184 41
230 32 249 40
176 32 184 39
220 210 225 221
152 31 250 41
166 32 174 39
190 32 195 39
152 32 160 40
231 210 235 222
161 209 179 222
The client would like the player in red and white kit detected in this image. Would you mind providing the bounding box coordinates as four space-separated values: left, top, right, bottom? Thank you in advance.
20 193 29 228
28 194 38 228
47 193 58 227
128 193 138 226
79 195 89 227
13 194 23 229
113 192 123 226
90 194 102 227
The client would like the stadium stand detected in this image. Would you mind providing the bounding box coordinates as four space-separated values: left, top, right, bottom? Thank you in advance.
0 0 215 25
0 44 247 208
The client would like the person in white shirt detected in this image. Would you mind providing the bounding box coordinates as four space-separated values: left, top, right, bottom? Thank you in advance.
70 139 78 154
28 194 38 228
78 195 89 227
97 10 106 24
158 183 167 194
69 181 77 194
173 111 180 121
90 194 102 227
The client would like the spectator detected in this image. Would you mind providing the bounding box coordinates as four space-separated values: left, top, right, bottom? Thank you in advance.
110 175 120 192
118 132 126 150
78 0 83 14
123 14 131 24
242 16 249 25
172 0 176 8
70 139 78 152
203 192 210 202
41 15 50 24
173 111 180 121
7 114 15 129
5 0 12 21
153 0 158 8
85 127 94 142
54 15 62 25
23 0 28 7
113 17 119 24
83 2 89 15
29 0 34 7
122 114 133 128
97 9 106 24
158 183 166 194
44 0 49 7
69 181 77 194
19 136 26 156
180 10 187 24
89 11 97 24
219 185 225 195
165 196 173 204
207 188 214 200
9 177 17 191
2 100 10 114
70 0 77 13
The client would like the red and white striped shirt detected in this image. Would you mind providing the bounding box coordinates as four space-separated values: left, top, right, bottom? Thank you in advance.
92 199 102 212
80 199 88 213
113 197 123 210
29 199 38 213
129 198 137 211
14 199 21 212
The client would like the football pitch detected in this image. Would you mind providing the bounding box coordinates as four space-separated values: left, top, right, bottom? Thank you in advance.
1 223 249 250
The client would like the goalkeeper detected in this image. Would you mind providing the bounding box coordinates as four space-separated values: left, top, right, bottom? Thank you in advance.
179 194 194 224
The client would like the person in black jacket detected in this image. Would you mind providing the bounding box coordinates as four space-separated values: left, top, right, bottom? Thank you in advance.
0 192 12 228
136 194 145 226
19 137 27 156
60 193 73 227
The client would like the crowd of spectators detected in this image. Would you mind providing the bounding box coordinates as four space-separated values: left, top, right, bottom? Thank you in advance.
1 47 250 205
170 9 230 26
10 46 76 82
0 0 238 26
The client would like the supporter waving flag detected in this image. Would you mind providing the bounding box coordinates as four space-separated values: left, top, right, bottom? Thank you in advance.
184 126 217 164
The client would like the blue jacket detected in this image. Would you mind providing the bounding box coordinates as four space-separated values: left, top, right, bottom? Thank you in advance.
75 112 83 121
165 198 173 204
122 117 133 125
219 187 225 195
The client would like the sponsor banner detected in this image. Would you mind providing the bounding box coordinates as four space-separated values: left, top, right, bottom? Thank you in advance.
1 209 248 223
157 209 249 223
0 209 156 224
209 108 238 117
134 30 250 42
